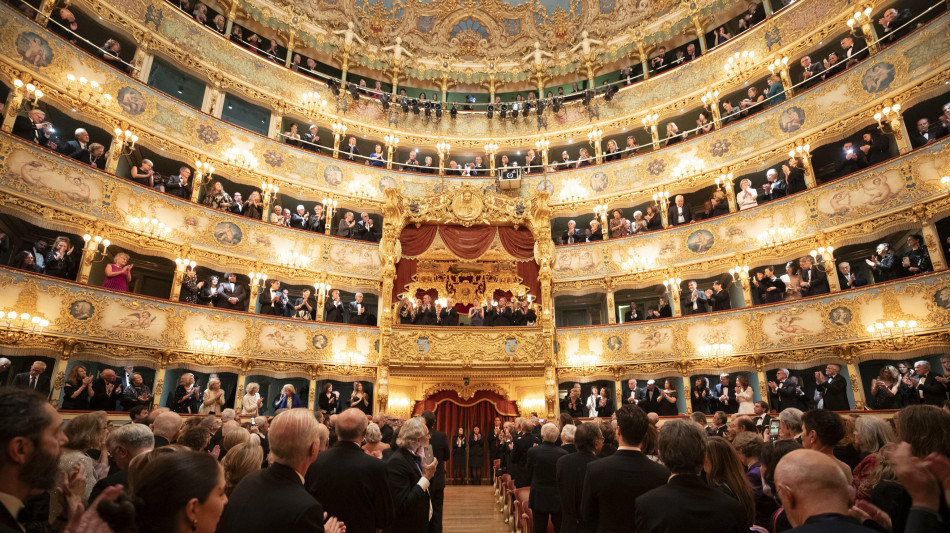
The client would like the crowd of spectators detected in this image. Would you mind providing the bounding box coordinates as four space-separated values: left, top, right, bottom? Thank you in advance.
395 294 537 326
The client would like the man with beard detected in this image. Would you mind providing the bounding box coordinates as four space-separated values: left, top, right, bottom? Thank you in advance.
0 389 68 532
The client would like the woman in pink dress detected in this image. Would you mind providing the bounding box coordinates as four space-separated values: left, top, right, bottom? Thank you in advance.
101 252 133 292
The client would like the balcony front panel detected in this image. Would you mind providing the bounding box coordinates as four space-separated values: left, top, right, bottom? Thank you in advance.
555 271 950 370
0 135 383 283
550 138 950 283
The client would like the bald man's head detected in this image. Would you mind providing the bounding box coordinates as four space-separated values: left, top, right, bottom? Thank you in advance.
774 449 851 527
337 408 369 442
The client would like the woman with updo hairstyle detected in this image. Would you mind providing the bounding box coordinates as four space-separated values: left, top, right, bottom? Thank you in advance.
98 450 228 533
222 427 251 456
362 422 392 459
221 442 263 496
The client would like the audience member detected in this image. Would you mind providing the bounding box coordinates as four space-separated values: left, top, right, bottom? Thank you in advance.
386 416 438 533
12 360 51 398
89 422 154 502
422 410 449 533
527 423 568 533
800 409 852 483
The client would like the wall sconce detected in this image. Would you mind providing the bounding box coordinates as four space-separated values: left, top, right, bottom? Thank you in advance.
652 190 671 211
331 120 348 158
809 246 834 267
724 50 756 76
484 142 499 176
322 197 339 235
662 277 683 297
592 203 609 238
788 142 811 159
248 271 268 288
112 128 138 156
847 6 875 39
587 128 603 163
767 56 790 74
261 183 279 195
81 234 111 260
641 112 660 149
191 336 231 355
866 319 917 349
729 265 750 285
129 216 172 238
12 79 43 106
701 89 722 124
65 74 112 109
715 172 735 197
873 101 903 136
385 132 399 169
301 91 326 114
757 226 793 246
941 175 950 192
0 311 50 343
175 258 196 273
535 138 550 168
279 252 310 269
190 159 216 203
436 140 451 176
222 147 259 172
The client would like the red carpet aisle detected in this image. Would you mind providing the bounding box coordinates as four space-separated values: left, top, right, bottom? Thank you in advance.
442 486 509 533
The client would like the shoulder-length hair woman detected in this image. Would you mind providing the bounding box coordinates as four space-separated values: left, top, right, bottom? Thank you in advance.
704 436 755 527
221 442 263 495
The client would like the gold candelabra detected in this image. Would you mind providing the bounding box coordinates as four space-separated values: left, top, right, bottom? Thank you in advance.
558 179 588 206
222 147 259 172
436 140 451 176
111 128 138 156
484 142 499 177
278 252 310 269
716 172 735 197
385 132 399 169
331 120 348 158
65 74 113 109
729 265 750 285
724 50 756 76
587 128 603 163
314 280 332 312
662 277 683 298
700 89 721 125
0 311 50 344
622 251 656 273
12 79 43 106
866 319 917 349
873 100 903 136
81 234 111 260
698 343 734 356
191 335 231 356
641 112 660 149
535 138 550 169
757 227 794 247
301 91 327 114
129 216 172 238
592 203 609 238
190 159 216 203
323 197 338 235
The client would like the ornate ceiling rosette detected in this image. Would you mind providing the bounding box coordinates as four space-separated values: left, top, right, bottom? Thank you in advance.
271 0 677 63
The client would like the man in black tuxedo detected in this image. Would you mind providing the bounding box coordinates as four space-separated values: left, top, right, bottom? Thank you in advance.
836 262 867 291
581 405 670 532
769 369 808 412
635 420 746 532
751 401 772 431
561 220 583 244
649 47 668 73
527 423 569 533
557 423 602 533
815 364 851 411
12 361 51 399
89 368 123 411
798 56 824 90
799 256 830 296
715 374 738 414
667 195 692 226
228 192 244 215
469 156 485 176
421 411 449 533
680 280 707 316
624 303 642 322
834 142 870 176
911 361 946 406
348 292 368 325
89 423 153 502
640 380 662 415
839 36 868 69
624 379 646 406
438 298 458 326
302 125 321 152
708 280 731 311
414 295 437 325
215 273 247 310
324 289 348 323
59 128 91 162
258 279 285 315
344 136 360 161
12 109 57 149
755 266 786 304
492 298 513 326
356 212 377 242
774 449 881 532
561 383 583 419
219 410 344 533
0 390 68 533
510 418 537 488
386 417 437 533
910 117 945 148
165 166 192 199
306 408 393 533
764 168 787 201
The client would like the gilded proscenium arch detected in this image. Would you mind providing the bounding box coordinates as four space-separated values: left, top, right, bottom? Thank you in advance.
1 5 946 205
69 0 867 144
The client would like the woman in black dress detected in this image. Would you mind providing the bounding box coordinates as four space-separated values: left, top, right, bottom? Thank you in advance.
349 381 372 414
171 372 201 414
597 387 614 418
179 268 204 304
691 377 712 414
44 236 76 279
468 426 484 484
658 379 679 416
198 276 219 306
62 364 94 410
452 428 467 484
318 382 339 415
869 365 901 410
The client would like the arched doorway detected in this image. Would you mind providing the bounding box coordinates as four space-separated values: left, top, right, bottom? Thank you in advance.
414 386 519 484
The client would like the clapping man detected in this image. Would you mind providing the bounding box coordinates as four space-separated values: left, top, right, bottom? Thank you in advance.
799 256 830 296
90 369 123 411
836 262 867 290
626 379 645 405
349 292 368 325
815 364 851 411
681 280 707 315
325 289 348 323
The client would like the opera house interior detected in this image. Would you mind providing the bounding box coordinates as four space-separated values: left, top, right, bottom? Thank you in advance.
0 0 949 529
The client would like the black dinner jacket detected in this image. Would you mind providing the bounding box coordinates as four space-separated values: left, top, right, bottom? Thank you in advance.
385 447 431 533
217 462 325 533
562 228 583 244
258 289 284 315
710 289 731 311
493 306 513 327
817 374 851 411
12 372 51 398
916 372 947 406
801 267 830 296
526 441 568 513
641 387 661 414
0 504 20 533
215 282 247 310
438 308 458 326
581 449 670 533
667 204 693 226
557 451 598 533
838 270 869 290
770 380 807 411
510 431 538 488
12 116 53 147
715 381 739 414
348 301 368 325
634 474 746 533
305 441 394 533
413 305 437 326
60 139 89 162
324 298 348 323
89 378 123 411
428 428 449 490
624 309 642 322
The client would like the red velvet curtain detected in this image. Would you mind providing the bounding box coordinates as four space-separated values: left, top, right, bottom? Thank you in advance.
413 390 519 484
517 260 540 303
438 226 496 260
497 226 535 259
399 225 440 256
393 258 418 302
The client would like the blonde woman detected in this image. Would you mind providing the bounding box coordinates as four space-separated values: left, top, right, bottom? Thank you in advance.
44 236 75 279
172 372 200 414
665 122 686 145
200 376 226 414
102 252 133 292
270 205 283 224
736 374 755 414
203 181 233 210
604 139 621 161
242 382 263 416
274 383 302 409
221 442 263 496
362 422 391 459
350 381 371 414
736 179 758 210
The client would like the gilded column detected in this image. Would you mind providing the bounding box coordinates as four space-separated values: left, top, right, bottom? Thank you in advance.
634 38 650 80
679 361 692 415
152 356 169 409
918 210 948 270
308 365 318 411
376 188 404 414
606 279 617 325
234 370 247 412
761 0 773 16
131 37 154 83
530 193 559 419
48 340 79 407
284 31 297 69
268 101 285 141
2 92 24 133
